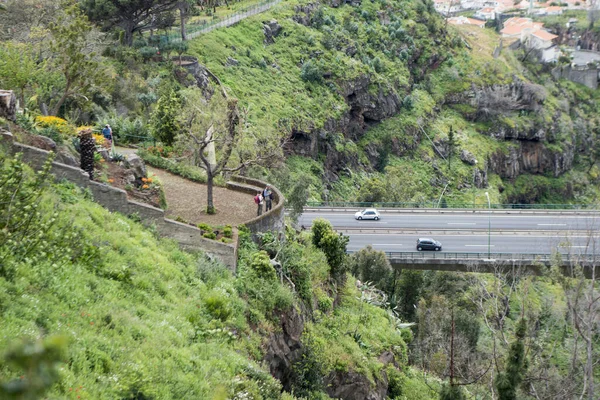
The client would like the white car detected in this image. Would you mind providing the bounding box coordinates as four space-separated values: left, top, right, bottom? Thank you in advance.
354 208 380 220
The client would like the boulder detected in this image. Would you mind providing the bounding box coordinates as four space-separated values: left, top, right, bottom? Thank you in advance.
56 149 79 167
263 20 282 44
29 134 57 151
98 148 110 161
0 90 17 121
325 370 388 400
460 149 478 165
125 154 147 183
225 56 239 67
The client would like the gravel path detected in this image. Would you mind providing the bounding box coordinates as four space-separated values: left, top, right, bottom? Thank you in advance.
116 147 257 226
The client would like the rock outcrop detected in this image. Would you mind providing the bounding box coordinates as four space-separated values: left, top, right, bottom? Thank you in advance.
263 19 283 45
487 141 574 179
264 306 306 390
0 90 17 121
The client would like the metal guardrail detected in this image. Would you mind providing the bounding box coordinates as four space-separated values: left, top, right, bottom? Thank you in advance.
378 251 599 263
167 0 283 42
306 201 599 210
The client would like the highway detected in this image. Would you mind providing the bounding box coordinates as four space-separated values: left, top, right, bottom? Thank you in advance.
298 209 600 255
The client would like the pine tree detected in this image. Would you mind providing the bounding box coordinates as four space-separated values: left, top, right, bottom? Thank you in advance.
495 318 528 400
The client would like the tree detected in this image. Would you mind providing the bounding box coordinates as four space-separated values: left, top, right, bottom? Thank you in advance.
350 245 393 291
310 219 349 281
178 85 282 214
0 42 40 107
556 247 600 400
151 87 181 146
177 0 197 41
495 318 528 400
81 0 179 46
447 125 458 171
0 0 60 42
287 173 312 223
47 0 104 116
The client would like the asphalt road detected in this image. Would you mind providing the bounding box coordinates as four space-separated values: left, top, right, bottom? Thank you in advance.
298 210 600 255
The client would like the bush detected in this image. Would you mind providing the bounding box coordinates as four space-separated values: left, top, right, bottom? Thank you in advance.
198 223 213 233
223 225 233 238
203 293 232 322
203 232 217 240
350 245 392 291
139 46 158 62
300 60 323 84
250 251 276 281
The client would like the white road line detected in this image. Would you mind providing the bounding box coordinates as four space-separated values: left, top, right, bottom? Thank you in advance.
447 223 476 225
465 245 496 247
537 224 567 226
372 243 403 246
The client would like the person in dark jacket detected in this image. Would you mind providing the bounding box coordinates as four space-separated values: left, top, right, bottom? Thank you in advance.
263 185 273 212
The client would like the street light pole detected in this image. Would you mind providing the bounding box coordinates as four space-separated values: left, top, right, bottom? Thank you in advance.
485 191 491 259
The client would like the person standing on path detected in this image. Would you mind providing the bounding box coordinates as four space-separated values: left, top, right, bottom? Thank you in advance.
254 192 264 216
263 185 272 212
79 128 96 180
102 124 113 148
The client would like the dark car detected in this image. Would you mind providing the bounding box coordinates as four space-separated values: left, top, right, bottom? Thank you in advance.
416 238 442 251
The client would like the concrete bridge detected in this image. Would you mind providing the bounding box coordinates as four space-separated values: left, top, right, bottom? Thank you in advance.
384 251 600 278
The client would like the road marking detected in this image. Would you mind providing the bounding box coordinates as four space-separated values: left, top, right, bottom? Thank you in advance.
357 221 388 224
372 243 403 246
447 223 476 225
465 245 496 247
537 223 567 226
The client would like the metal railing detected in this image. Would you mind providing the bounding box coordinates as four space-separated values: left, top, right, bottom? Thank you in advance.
167 0 283 42
305 201 599 210
379 251 599 263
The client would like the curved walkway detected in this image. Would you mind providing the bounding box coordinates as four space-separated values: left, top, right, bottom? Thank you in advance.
117 147 257 226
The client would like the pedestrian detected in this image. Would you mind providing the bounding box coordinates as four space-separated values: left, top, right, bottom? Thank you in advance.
78 128 96 180
102 124 113 147
254 192 264 216
263 185 273 212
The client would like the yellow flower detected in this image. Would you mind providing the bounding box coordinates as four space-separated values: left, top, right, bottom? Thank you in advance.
107 178 114 183
146 178 153 183
99 159 105 163
142 184 149 189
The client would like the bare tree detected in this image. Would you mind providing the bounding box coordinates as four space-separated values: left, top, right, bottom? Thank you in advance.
556 233 600 400
178 81 283 214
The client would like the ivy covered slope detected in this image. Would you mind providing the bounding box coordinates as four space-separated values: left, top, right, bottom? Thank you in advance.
0 150 425 399
190 0 600 205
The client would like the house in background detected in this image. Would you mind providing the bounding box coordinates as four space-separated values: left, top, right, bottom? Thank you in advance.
528 30 560 62
474 6 496 19
448 16 487 27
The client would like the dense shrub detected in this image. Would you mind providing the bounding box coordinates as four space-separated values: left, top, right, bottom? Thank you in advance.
300 60 323 83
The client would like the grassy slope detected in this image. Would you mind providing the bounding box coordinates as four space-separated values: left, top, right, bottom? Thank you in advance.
0 150 427 399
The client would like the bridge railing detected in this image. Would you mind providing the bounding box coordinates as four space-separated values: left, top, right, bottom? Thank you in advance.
306 201 599 210
377 251 599 263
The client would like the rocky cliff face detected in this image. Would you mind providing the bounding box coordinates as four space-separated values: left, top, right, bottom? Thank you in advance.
487 141 574 179
264 304 399 398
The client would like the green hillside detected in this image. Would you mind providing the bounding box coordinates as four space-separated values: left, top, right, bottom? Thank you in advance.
0 148 428 399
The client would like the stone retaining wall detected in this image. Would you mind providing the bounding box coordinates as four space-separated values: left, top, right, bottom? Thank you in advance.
1 131 238 270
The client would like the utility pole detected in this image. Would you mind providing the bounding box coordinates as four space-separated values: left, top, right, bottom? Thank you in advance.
485 192 491 259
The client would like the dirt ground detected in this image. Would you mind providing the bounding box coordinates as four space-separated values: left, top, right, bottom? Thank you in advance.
147 167 257 227
114 146 257 226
